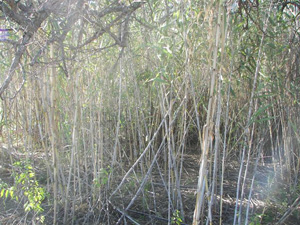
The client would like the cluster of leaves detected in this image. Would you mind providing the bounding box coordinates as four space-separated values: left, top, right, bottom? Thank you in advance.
0 177 13 199
171 209 183 225
12 161 46 213
249 212 274 225
0 161 47 223
93 167 110 188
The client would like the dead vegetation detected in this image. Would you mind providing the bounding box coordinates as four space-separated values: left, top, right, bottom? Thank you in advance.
1 1 300 225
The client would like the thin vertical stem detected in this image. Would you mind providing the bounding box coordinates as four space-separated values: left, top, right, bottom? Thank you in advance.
63 71 79 224
193 1 222 223
233 2 274 224
48 43 60 225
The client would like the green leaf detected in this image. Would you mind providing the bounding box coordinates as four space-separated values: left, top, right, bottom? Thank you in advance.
27 165 33 170
5 189 9 198
173 10 180 19
29 172 35 178
154 77 168 84
269 16 276 26
24 202 30 212
230 86 236 97
9 189 14 199
1 188 5 198
249 104 273 124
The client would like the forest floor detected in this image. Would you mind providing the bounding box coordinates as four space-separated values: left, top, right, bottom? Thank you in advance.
113 150 300 225
0 148 299 225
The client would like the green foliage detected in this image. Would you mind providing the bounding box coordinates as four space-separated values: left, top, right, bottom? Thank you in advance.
0 178 14 200
0 162 47 223
249 213 262 225
171 210 183 225
250 210 274 225
14 161 46 214
93 167 110 188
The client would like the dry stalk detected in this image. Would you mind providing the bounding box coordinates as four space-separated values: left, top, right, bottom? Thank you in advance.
233 2 274 224
193 1 222 224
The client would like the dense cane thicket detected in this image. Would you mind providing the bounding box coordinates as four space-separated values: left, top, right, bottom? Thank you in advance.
0 1 299 224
